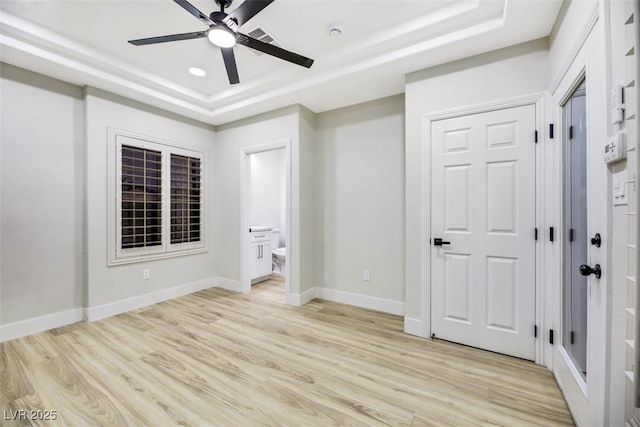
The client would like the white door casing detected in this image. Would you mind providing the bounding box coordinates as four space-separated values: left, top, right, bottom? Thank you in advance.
430 105 537 360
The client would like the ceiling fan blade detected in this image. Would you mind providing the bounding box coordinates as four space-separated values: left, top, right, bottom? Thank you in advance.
225 0 274 27
221 48 240 84
128 31 207 46
173 0 214 26
237 33 314 68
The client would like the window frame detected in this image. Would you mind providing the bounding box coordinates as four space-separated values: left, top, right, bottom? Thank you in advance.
108 128 206 266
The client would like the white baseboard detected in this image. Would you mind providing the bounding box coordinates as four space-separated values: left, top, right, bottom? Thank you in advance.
287 287 318 307
1 280 406 341
316 288 405 316
0 308 83 343
1 276 235 341
404 317 424 337
215 277 241 292
84 277 218 322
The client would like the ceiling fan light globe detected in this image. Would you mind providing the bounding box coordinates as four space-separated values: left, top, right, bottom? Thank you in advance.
208 26 236 48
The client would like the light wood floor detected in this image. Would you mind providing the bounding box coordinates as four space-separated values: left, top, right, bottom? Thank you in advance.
1 280 574 426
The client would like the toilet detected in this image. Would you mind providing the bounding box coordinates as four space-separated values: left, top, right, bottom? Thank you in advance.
270 228 286 275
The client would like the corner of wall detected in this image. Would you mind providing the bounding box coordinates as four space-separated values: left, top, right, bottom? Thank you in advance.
298 105 322 294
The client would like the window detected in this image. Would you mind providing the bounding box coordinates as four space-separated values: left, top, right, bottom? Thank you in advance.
170 154 202 244
109 131 205 264
121 145 163 249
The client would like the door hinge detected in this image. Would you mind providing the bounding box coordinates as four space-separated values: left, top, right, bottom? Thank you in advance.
570 330 575 345
549 227 554 242
549 123 554 139
569 228 574 242
535 130 538 143
549 329 554 345
534 325 538 338
569 125 574 140
534 228 538 241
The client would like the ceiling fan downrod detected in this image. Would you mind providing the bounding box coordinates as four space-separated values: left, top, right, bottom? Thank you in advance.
215 0 233 12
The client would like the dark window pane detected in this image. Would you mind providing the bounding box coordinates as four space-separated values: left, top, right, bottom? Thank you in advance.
121 145 162 249
170 153 202 245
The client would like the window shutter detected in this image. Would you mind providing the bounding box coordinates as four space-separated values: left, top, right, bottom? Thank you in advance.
121 145 162 249
170 154 202 244
112 132 205 264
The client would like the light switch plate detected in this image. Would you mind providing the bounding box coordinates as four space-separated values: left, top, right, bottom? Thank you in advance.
613 170 628 206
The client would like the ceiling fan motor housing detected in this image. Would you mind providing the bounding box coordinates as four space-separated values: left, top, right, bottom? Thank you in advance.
210 11 229 24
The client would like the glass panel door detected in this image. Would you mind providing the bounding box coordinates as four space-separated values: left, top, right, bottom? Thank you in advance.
562 80 588 379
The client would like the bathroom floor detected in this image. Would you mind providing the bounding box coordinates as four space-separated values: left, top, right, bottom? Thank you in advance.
267 274 285 284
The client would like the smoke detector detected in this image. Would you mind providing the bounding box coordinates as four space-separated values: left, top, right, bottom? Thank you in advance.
328 23 343 37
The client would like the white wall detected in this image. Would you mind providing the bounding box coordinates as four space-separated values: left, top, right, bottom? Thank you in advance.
548 0 600 86
298 106 320 293
316 95 405 305
250 148 286 246
0 64 84 326
603 0 631 422
215 106 303 294
404 38 549 322
594 0 637 424
84 88 217 311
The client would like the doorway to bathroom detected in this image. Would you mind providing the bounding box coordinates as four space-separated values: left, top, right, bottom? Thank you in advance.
240 142 290 301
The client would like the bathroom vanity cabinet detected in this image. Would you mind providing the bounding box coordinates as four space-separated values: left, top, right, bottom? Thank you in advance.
249 230 272 280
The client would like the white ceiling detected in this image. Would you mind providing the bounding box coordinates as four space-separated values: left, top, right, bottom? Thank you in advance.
0 0 562 125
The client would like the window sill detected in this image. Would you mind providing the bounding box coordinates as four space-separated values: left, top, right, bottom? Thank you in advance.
108 247 208 267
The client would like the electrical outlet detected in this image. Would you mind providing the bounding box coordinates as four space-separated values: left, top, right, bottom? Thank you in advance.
143 269 150 280
363 270 370 282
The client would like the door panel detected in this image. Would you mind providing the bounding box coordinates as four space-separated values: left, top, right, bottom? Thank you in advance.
487 161 517 233
444 253 471 322
486 256 517 331
444 165 471 232
431 105 536 360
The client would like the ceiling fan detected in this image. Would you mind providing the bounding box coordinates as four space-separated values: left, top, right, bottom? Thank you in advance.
128 0 314 85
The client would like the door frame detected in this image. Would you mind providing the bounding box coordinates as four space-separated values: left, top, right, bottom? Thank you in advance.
420 93 546 364
240 140 292 300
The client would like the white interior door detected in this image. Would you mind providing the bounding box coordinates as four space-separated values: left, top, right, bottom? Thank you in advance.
430 105 537 360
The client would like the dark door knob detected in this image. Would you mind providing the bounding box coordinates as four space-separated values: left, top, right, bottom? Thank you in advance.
579 264 601 279
433 238 451 246
591 233 601 247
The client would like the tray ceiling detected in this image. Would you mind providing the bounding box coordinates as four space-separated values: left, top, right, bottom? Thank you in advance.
0 0 562 125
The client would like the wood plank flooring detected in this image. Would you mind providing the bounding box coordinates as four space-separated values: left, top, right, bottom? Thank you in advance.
1 280 574 426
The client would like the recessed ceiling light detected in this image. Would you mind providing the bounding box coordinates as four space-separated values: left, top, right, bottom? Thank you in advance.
189 67 206 77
